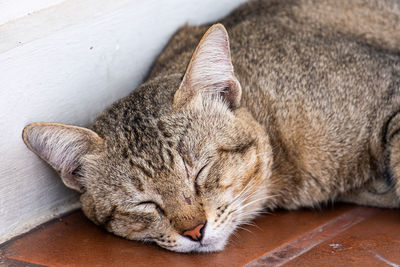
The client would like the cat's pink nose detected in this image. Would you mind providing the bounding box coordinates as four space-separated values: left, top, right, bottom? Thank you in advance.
182 222 206 242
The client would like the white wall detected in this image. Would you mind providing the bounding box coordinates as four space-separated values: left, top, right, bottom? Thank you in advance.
0 0 65 25
0 0 247 243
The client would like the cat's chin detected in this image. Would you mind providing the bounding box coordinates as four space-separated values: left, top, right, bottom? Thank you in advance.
162 235 228 253
166 243 226 254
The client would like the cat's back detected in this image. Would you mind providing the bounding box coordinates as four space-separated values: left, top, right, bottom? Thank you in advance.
149 0 400 80
227 0 400 196
227 0 400 94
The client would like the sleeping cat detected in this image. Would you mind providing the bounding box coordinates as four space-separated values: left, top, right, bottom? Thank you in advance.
22 0 400 253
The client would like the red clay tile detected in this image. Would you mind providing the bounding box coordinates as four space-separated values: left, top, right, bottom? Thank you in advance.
0 256 47 267
284 209 400 267
246 206 379 266
0 205 353 267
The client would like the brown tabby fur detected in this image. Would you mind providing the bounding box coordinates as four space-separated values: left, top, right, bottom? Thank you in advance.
23 0 400 253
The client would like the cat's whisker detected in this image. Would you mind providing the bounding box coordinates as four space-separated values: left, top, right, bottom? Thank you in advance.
228 191 257 215
230 231 240 240
239 221 262 231
226 190 275 229
233 208 267 221
228 199 259 221
240 221 257 227
231 180 258 203
234 212 262 222
233 194 275 212
226 204 262 223
226 237 238 247
230 203 272 223
248 210 272 217
235 225 254 234
230 182 262 208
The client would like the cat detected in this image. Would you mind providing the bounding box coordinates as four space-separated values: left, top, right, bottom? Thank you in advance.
22 0 400 253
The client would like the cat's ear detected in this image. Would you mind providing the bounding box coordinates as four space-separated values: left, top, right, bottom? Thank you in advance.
173 24 242 109
22 122 104 193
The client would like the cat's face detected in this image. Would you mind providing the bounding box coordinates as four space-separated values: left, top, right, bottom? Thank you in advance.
22 24 273 252
81 88 272 252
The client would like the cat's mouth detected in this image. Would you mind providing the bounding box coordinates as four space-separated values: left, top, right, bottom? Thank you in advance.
195 242 224 253
175 243 224 253
162 232 227 253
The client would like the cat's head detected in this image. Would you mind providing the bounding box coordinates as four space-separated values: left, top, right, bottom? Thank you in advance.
22 24 274 253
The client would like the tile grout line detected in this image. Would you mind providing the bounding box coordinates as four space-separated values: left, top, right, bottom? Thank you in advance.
244 206 380 267
367 249 400 267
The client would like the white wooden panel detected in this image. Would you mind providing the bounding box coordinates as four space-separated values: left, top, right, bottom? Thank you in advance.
0 0 65 25
0 0 247 243
0 0 136 53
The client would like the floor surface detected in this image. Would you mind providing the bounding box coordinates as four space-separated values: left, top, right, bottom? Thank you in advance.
0 204 399 266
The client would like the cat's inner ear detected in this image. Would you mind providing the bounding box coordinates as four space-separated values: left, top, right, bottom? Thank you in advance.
22 122 104 193
174 23 242 109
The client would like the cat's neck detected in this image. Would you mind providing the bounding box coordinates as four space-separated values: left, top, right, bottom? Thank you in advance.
236 97 311 210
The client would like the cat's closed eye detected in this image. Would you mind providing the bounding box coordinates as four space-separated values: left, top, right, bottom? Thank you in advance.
194 163 210 194
136 201 165 216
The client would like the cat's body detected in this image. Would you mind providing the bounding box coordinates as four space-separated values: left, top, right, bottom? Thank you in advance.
146 0 400 210
23 0 400 253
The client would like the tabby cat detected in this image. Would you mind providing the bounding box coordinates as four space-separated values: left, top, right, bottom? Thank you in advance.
22 0 400 253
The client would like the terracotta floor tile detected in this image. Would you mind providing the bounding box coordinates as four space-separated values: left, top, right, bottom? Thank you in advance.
246 206 379 266
0 256 48 267
284 209 400 267
0 205 353 267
